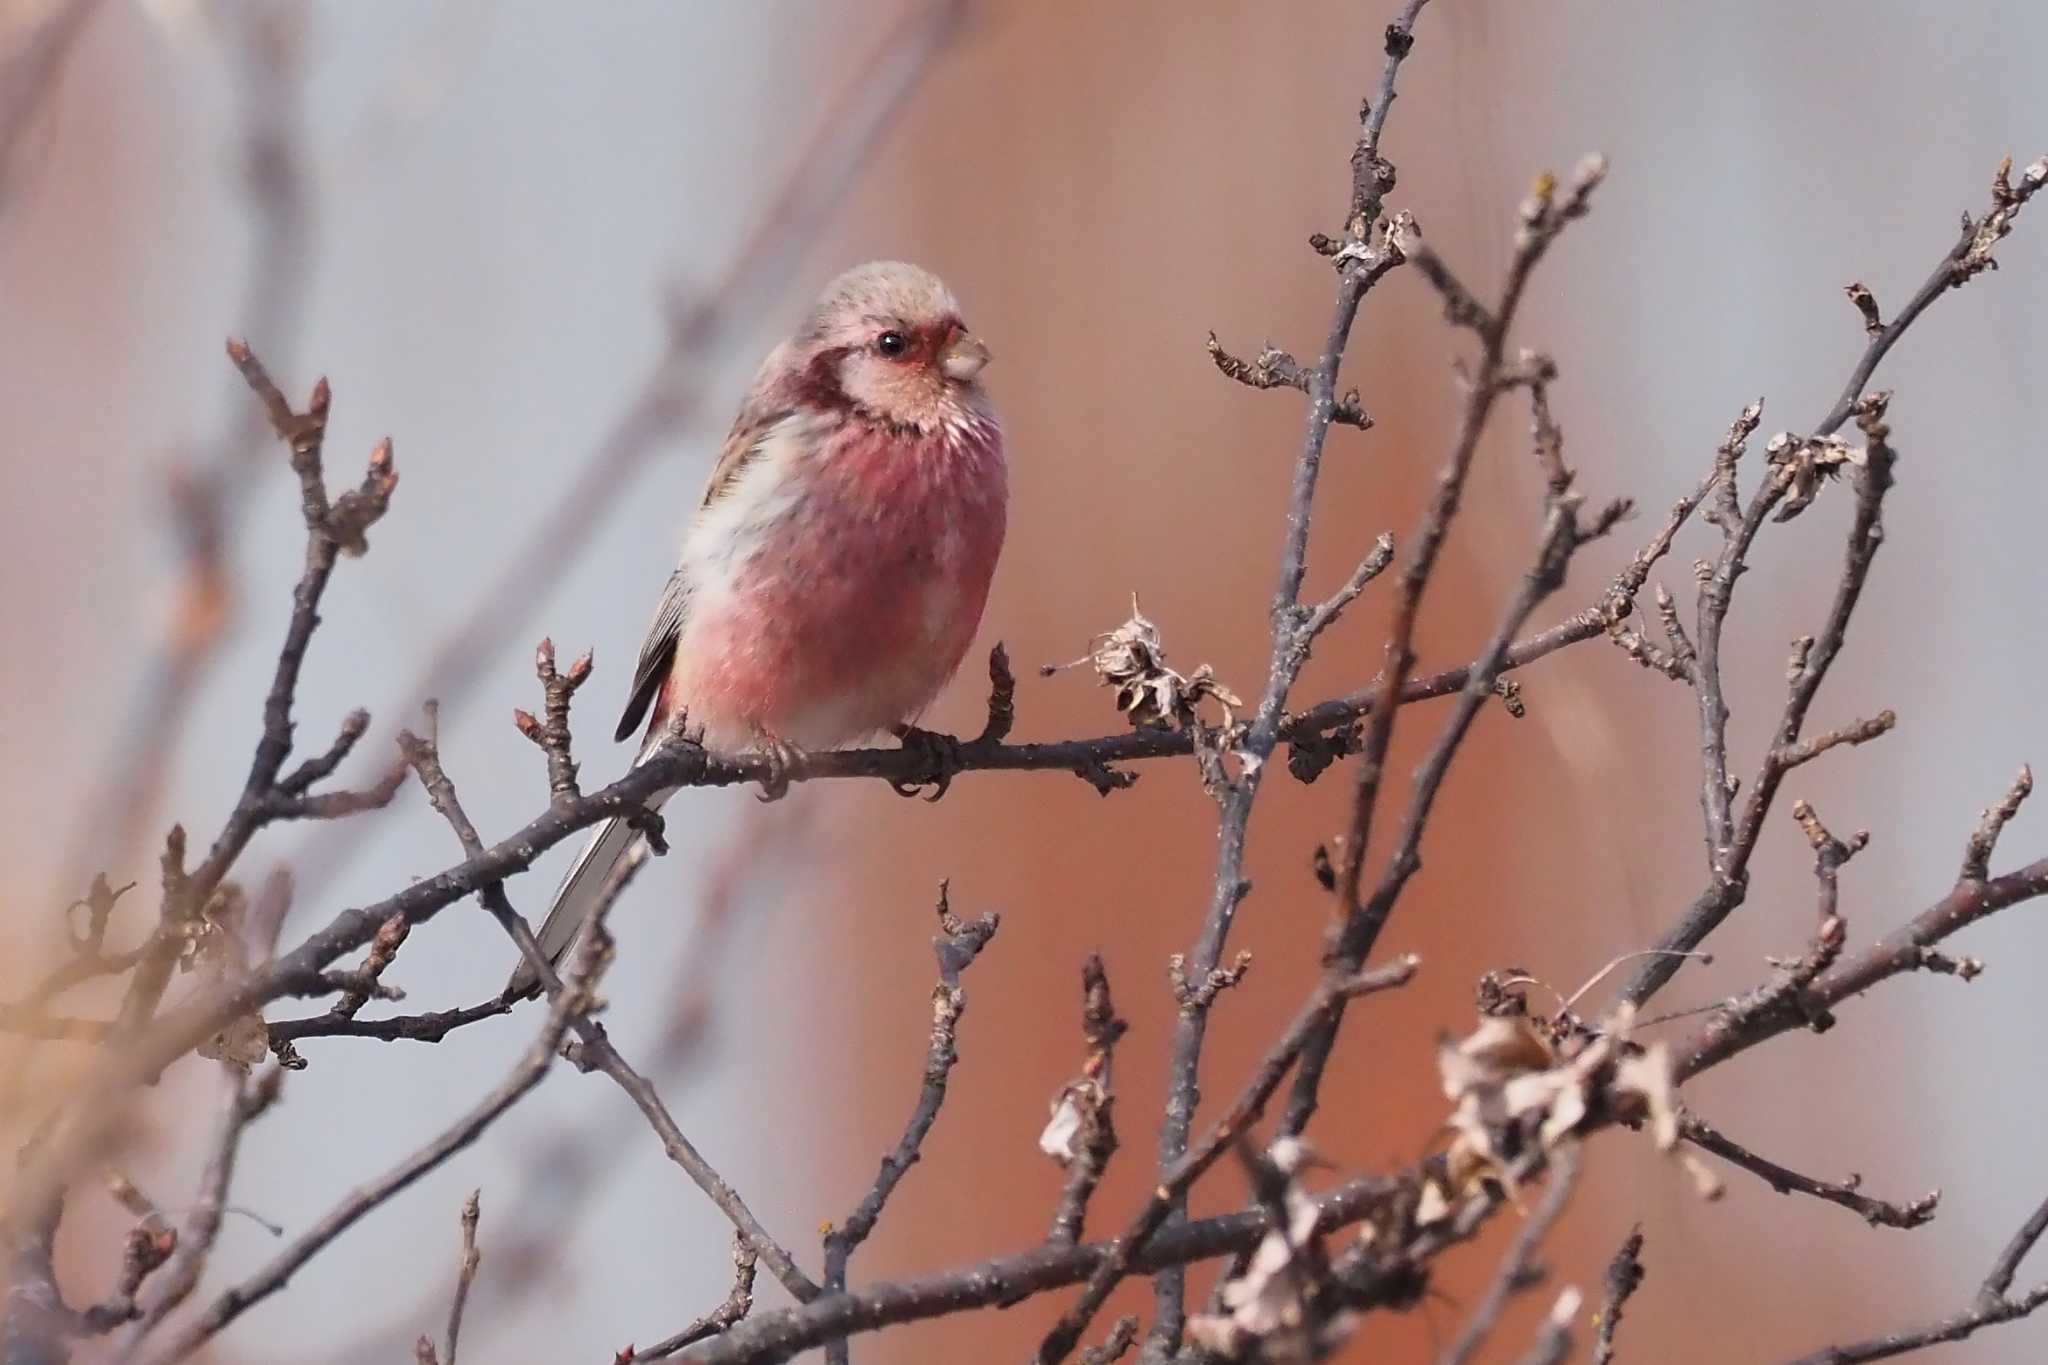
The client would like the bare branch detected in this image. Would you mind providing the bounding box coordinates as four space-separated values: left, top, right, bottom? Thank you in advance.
135 942 597 1365
1140 6 1431 1346
1628 154 2048 1006
1982 1190 2048 1306
1679 1113 1938 1230
820 894 999 1363
515 637 594 803
1962 764 2034 883
1207 333 1373 428
1774 710 1896 772
1590 1226 1644 1365
1509 1288 1583 1365
1815 155 2047 438
1780 1189 2048 1365
1035 957 1417 1363
630 1239 760 1361
266 997 513 1050
443 1190 483 1365
1078 1317 1139 1365
107 344 399 1049
976 643 1018 745
395 716 822 1305
675 1173 1406 1365
1296 532 1398 655
1292 273 1621 1137
1440 1144 1582 1365
1046 955 1129 1247
113 1066 282 1353
17 14 2048 1365
1843 281 1884 337
1676 855 2048 1080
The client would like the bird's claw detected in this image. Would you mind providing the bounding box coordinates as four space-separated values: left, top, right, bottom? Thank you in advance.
891 724 963 802
624 807 670 855
753 734 804 802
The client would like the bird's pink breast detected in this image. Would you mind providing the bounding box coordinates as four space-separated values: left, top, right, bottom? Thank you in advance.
672 415 1006 749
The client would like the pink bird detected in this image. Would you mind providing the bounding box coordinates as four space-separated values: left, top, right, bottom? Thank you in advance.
511 262 1006 991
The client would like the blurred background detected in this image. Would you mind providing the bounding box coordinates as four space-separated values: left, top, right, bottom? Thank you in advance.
4 1 2045 1360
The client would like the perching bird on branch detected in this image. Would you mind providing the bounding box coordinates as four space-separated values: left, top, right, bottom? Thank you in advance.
508 262 1006 994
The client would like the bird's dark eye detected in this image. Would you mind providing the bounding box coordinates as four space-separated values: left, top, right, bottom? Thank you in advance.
875 330 909 358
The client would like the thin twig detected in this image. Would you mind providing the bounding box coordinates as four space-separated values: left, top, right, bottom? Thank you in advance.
1626 155 2048 1005
1034 958 1418 1364
1046 955 1128 1247
1509 1288 1582 1365
339 811 796 1365
109 343 399 1049
631 1239 760 1361
1674 853 2048 1080
266 997 513 1049
1984 1193 2048 1306
396 714 823 1305
1440 1144 1582 1365
1962 765 2034 883
674 1174 1407 1365
1289 257 1618 1137
135 944 596 1365
1590 1226 1644 1365
443 1190 483 1365
1140 7 1428 1348
112 1066 282 1354
1078 1316 1140 1365
1329 155 1608 960
66 4 315 887
1207 334 1373 428
514 638 593 803
671 829 2048 1365
1780 1190 2048 1365
819 894 999 1364
0 0 106 209
1679 1113 1938 1229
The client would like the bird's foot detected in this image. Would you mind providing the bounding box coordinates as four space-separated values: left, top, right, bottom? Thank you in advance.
624 807 670 855
891 724 964 802
752 733 806 802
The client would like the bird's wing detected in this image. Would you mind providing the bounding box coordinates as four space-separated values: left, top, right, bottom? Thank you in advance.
614 353 798 744
614 569 692 743
697 340 800 510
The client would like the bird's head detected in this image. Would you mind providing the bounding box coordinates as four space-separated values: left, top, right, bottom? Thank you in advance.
797 261 992 435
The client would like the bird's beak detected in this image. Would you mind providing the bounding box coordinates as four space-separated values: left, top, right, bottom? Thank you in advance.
940 331 990 382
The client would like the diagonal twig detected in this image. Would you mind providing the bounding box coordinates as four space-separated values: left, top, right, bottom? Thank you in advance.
1679 1113 1938 1230
819 891 998 1365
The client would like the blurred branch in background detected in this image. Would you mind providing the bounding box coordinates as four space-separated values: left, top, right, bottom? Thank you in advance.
62 0 313 890
0 0 105 216
281 0 973 904
3 2 2048 1364
389 0 971 717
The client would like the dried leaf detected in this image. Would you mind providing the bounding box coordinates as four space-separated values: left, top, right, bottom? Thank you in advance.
1047 598 1242 731
1767 432 1865 523
199 1011 270 1069
1039 1087 1087 1163
1186 1139 1357 1361
1613 1042 1679 1150
1681 1150 1726 1202
1436 1002 1681 1197
1414 1177 1454 1228
186 882 269 1070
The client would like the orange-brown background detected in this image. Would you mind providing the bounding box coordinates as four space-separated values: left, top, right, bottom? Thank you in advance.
4 3 2045 1362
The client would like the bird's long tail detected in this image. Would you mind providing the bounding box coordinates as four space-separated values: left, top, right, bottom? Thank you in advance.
505 778 676 998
